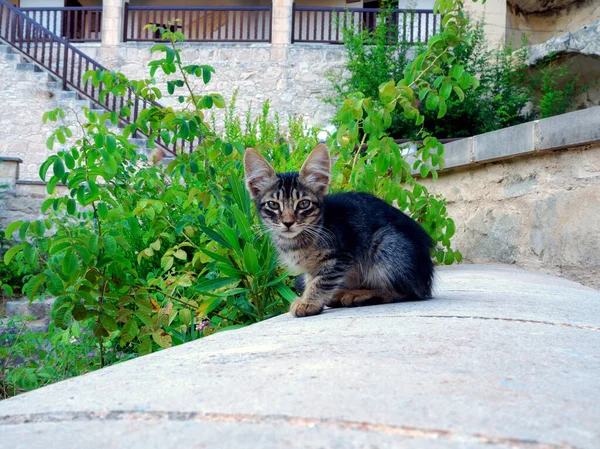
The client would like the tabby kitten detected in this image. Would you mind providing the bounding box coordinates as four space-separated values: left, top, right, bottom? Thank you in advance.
244 144 434 317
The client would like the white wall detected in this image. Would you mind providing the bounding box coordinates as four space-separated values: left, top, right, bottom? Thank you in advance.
20 0 63 35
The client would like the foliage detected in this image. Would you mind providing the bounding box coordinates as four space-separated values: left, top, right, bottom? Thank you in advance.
327 1 418 108
529 54 592 119
4 24 296 370
329 10 530 138
421 21 530 137
0 316 116 398
2 0 480 391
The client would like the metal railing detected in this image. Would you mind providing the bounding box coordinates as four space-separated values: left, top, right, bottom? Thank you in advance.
292 6 440 44
0 0 182 155
123 4 272 43
19 6 102 42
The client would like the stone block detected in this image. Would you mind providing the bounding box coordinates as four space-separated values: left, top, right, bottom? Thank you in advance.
442 138 472 169
472 121 535 163
537 106 600 151
29 298 55 320
5 299 29 317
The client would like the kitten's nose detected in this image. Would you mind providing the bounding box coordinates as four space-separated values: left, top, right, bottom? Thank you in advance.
282 220 295 229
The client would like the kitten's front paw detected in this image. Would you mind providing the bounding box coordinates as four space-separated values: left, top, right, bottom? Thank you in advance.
290 298 323 317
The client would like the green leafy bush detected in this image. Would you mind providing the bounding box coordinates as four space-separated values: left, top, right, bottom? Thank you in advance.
329 10 530 138
0 316 114 398
529 54 593 119
3 0 479 393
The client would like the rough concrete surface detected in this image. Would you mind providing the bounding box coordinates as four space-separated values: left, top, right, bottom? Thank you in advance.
1 265 599 449
421 140 600 290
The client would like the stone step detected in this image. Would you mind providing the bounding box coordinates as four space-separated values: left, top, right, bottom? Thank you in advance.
58 90 77 100
5 298 55 321
128 138 147 148
15 62 35 71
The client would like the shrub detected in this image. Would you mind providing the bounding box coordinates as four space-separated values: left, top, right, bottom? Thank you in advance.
528 54 593 119
3 0 478 393
329 10 531 138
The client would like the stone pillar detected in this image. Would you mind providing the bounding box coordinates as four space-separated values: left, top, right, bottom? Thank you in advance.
463 0 507 48
102 0 124 47
271 0 293 45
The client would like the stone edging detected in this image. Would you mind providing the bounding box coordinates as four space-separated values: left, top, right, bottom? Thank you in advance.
438 105 600 171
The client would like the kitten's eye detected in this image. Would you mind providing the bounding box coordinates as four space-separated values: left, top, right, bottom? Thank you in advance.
266 201 280 210
297 200 311 210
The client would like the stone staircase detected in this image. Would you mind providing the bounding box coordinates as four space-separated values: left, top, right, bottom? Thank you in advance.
0 297 55 336
0 43 173 226
0 43 164 163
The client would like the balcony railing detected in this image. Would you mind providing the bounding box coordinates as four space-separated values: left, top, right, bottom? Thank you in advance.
19 6 102 42
123 4 272 43
292 6 440 44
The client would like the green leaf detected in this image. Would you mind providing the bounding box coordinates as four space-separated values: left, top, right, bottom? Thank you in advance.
101 314 118 333
19 221 30 241
64 153 75 169
174 249 187 260
274 283 296 303
103 235 117 255
72 303 88 320
62 250 78 275
88 235 99 254
179 308 192 326
439 81 452 100
67 199 77 215
446 219 456 239
196 297 222 317
425 94 439 111
3 244 23 265
152 331 172 349
53 158 65 178
194 277 237 292
39 157 55 181
33 220 45 237
242 243 259 274
437 97 447 118
47 273 64 296
444 249 455 265
2 284 14 297
5 221 22 240
452 85 465 102
97 202 109 219
120 319 139 344
106 135 117 152
451 64 464 80
47 176 59 194
138 337 153 355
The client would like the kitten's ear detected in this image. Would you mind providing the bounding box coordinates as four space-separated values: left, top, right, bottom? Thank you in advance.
299 144 331 196
244 148 276 199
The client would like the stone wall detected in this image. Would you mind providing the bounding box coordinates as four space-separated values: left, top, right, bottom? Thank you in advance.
420 106 600 289
0 49 85 181
80 42 345 128
507 0 600 46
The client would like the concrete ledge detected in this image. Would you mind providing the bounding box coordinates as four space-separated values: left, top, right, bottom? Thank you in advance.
0 265 599 449
438 106 600 171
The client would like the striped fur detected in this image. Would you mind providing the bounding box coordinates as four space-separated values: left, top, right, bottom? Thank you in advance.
244 145 435 318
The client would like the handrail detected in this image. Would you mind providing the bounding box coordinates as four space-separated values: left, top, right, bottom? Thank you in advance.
127 5 272 11
292 5 439 44
19 6 102 42
123 3 272 43
293 6 434 13
0 0 178 156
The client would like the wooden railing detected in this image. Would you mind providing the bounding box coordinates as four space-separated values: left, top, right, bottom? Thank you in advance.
292 6 440 44
0 0 183 155
19 6 102 42
123 4 272 43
